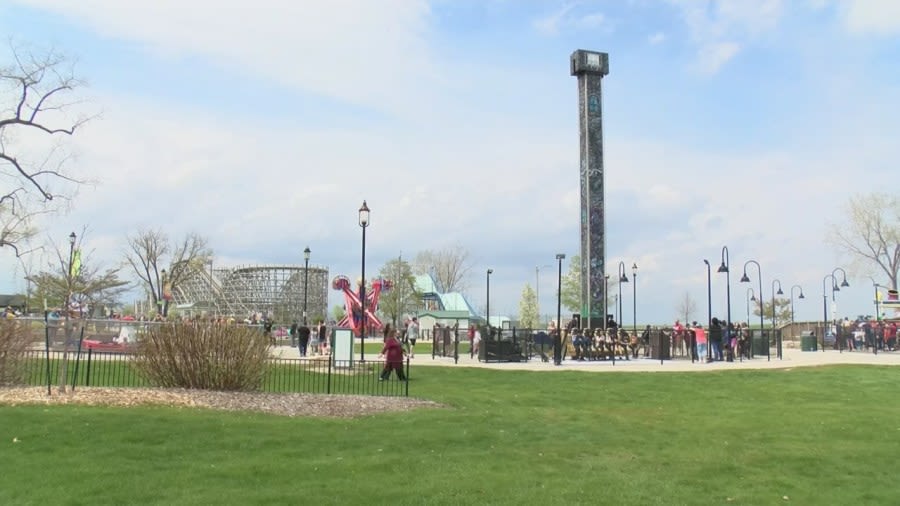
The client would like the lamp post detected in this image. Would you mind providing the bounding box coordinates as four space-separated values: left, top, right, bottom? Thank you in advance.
159 268 167 318
631 263 638 339
358 200 370 363
486 268 493 333
790 285 805 327
704 260 713 361
303 246 311 326
603 274 610 330
717 246 732 332
617 261 629 326
740 260 766 361
771 279 784 359
821 268 849 353
555 254 565 366
867 276 882 322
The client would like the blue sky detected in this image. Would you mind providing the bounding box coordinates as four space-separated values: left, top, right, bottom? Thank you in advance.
1 0 899 325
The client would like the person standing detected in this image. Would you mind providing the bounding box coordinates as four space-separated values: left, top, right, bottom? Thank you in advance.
709 318 723 361
405 317 420 358
694 323 707 363
379 326 406 381
289 320 298 347
297 323 311 357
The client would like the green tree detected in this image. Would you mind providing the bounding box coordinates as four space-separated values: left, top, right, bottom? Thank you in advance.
517 284 539 329
376 257 420 328
751 297 793 326
332 304 346 323
561 255 619 315
829 192 900 289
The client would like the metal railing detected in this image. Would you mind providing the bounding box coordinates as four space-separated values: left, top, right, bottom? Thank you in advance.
18 349 409 397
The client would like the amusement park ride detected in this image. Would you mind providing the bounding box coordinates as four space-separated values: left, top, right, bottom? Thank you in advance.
332 275 392 336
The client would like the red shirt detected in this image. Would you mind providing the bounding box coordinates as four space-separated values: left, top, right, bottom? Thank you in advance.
381 337 404 364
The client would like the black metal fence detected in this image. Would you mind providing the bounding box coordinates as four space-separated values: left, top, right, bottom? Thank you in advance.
18 349 410 397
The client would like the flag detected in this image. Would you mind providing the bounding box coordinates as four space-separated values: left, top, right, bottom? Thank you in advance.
70 249 82 278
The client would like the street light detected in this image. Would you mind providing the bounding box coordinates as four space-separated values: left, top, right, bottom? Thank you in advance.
603 274 610 331
303 246 311 326
66 230 76 316
159 268 167 317
358 200 370 363
718 246 732 332
772 279 784 359
822 268 849 353
486 268 493 332
740 260 767 361
555 254 565 366
868 276 882 322
617 261 629 326
703 260 713 361
631 263 638 339
790 285 805 327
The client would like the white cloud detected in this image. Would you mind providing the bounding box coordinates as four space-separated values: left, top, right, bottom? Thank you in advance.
12 0 438 118
844 0 900 35
533 3 577 36
648 31 666 44
667 0 785 74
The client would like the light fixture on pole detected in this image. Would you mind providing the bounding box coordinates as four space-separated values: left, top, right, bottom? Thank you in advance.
555 254 565 366
617 261 629 326
740 260 767 361
703 259 713 362
867 276 882 322
772 279 784 359
631 263 638 339
486 268 493 359
303 246 311 326
790 285 805 327
160 268 167 317
718 246 732 331
358 200 370 363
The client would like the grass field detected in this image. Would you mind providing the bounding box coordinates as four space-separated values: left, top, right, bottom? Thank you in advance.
2 365 899 505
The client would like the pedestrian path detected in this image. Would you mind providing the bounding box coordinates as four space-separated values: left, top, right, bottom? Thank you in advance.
269 345 900 373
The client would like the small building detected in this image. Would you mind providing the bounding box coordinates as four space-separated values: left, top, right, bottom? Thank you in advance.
416 310 475 341
0 294 26 312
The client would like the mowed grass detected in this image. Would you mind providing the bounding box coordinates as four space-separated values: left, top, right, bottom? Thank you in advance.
3 365 900 505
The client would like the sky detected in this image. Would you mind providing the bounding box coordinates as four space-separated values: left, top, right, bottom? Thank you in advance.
1 0 899 325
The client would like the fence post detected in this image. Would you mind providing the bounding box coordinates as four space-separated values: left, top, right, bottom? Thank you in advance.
71 325 85 391
404 353 410 397
43 312 52 396
326 353 333 395
85 349 93 387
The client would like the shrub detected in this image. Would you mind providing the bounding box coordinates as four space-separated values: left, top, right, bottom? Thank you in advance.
0 319 32 386
134 323 270 391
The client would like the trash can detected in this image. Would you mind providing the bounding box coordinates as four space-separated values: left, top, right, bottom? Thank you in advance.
800 331 817 352
650 330 670 360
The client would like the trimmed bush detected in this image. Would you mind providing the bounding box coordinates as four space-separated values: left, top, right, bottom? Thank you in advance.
0 319 32 385
134 323 270 391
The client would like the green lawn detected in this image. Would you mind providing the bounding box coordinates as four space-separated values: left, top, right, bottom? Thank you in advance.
3 365 899 505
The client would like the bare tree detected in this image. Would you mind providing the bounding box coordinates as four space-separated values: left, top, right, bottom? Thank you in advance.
675 291 697 324
123 229 213 317
829 192 900 290
0 43 89 256
413 245 472 293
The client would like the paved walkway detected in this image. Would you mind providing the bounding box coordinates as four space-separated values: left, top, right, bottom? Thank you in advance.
270 345 900 373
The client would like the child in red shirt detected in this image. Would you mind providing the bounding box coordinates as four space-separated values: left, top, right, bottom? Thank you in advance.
379 327 406 381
